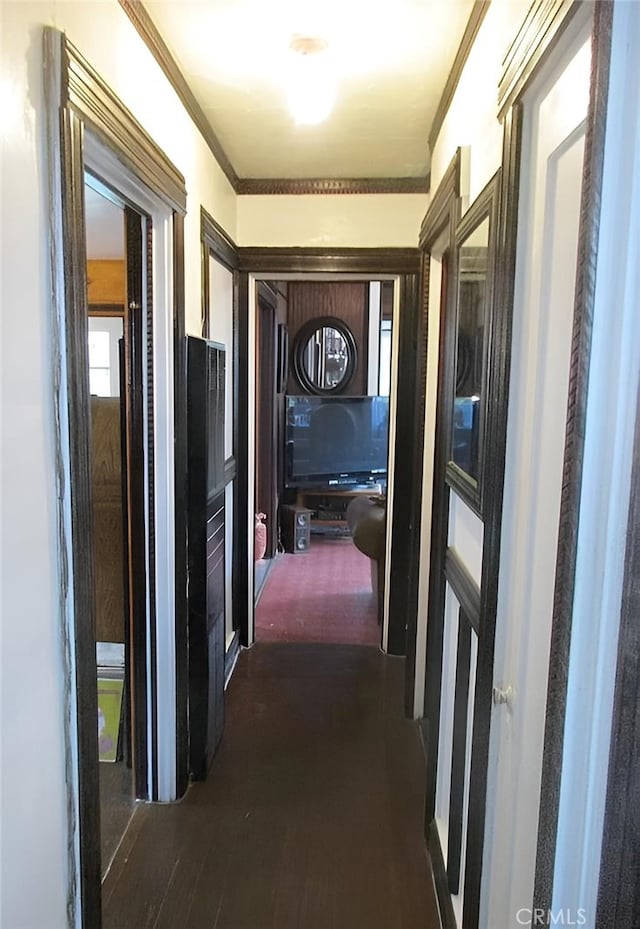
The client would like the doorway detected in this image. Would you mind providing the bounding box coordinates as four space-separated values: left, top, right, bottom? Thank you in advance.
251 278 396 649
84 177 137 874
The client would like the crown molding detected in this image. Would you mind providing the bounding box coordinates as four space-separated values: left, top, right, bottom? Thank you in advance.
119 1 433 197
499 0 579 118
118 0 239 190
429 1 492 156
236 176 429 196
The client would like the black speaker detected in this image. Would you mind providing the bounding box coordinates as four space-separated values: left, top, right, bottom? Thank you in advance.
281 505 312 553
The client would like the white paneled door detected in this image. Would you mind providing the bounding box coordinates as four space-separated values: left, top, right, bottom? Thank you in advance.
480 17 593 929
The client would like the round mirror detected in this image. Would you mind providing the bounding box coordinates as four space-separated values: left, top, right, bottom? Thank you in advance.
293 317 357 394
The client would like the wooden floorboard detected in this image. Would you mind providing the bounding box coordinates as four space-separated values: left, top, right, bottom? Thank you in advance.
102 643 440 929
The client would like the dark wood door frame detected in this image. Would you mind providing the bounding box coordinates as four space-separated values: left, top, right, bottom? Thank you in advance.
45 29 187 928
234 248 421 654
255 283 279 559
200 209 240 664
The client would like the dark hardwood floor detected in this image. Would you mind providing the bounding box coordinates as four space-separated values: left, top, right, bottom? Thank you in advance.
102 644 439 929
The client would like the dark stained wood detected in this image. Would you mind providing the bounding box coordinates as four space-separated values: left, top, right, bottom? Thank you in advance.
45 29 102 923
91 397 126 643
235 272 251 646
429 1 492 156
414 150 461 769
238 247 420 276
102 644 440 929
200 207 238 272
236 177 429 195
444 172 501 519
444 548 481 634
46 27 191 925
255 288 278 556
595 375 640 929
533 1 614 914
64 36 186 211
124 206 151 800
286 282 368 396
447 611 472 894
387 271 423 656
173 212 190 800
498 0 580 119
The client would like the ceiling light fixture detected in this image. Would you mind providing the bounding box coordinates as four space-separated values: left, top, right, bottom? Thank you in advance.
287 34 336 125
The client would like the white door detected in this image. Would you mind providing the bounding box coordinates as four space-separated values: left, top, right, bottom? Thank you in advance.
479 15 593 929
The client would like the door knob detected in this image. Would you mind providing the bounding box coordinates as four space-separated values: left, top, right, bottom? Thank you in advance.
492 685 514 709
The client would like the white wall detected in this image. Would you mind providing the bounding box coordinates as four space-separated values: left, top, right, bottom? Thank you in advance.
237 193 428 247
0 2 238 926
430 0 526 208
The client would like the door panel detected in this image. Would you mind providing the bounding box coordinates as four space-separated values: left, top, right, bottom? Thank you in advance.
480 32 591 929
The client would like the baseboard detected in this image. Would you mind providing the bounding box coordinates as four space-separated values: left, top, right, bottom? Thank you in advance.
428 819 457 929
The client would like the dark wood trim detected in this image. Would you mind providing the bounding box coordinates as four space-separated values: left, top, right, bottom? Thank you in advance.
124 206 151 800
200 210 241 638
533 1 614 914
236 176 429 195
88 303 124 317
201 237 209 339
429 1 492 155
427 820 458 929
447 611 473 894
54 96 103 929
237 247 420 276
444 548 481 633
45 28 192 925
595 376 640 929
64 36 186 212
419 152 461 249
402 251 432 707
498 0 581 119
388 270 423 655
117 0 238 191
235 272 251 646
416 151 461 745
173 212 189 799
461 102 523 929
444 170 501 519
201 207 239 272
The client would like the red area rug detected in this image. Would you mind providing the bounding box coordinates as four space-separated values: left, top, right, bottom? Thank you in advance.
255 536 380 646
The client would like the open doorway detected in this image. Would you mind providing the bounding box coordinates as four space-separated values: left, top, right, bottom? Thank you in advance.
253 279 395 647
83 174 150 875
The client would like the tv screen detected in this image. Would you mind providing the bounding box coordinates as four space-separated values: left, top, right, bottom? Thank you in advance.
285 395 389 488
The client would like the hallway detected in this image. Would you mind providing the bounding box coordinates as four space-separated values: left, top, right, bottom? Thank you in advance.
102 644 439 929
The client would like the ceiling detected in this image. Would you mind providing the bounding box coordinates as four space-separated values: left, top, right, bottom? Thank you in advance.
143 0 476 181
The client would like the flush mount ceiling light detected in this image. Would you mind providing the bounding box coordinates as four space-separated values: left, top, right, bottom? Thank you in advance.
286 34 337 125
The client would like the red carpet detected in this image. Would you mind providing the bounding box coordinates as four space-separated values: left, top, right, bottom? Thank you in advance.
255 536 380 646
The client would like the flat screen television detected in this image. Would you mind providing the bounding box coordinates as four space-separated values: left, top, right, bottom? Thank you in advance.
285 394 389 489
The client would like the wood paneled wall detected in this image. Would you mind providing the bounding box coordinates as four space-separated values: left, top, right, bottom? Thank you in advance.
87 259 125 305
286 281 368 395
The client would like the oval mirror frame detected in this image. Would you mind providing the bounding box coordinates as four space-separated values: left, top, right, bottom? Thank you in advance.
292 316 357 395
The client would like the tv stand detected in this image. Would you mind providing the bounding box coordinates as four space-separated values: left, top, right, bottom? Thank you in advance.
296 485 383 537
